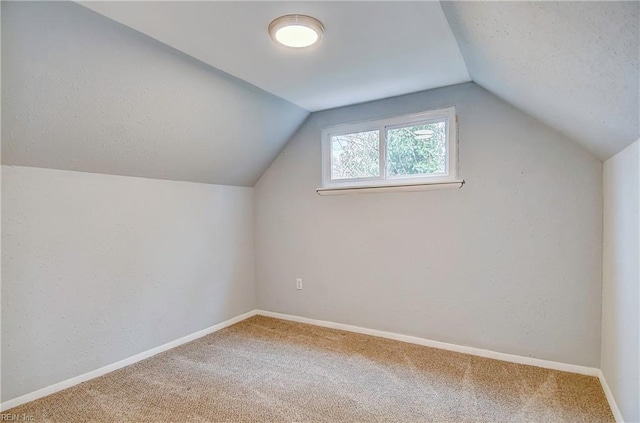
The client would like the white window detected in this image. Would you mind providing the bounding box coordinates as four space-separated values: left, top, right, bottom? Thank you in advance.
320 107 460 193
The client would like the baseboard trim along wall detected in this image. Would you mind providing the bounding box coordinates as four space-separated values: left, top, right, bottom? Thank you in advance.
256 310 600 376
0 310 258 412
598 370 624 423
257 310 625 419
4 308 619 420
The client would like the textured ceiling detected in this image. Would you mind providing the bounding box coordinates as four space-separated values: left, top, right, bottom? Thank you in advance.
3 1 638 188
79 1 471 112
442 1 639 160
2 2 308 186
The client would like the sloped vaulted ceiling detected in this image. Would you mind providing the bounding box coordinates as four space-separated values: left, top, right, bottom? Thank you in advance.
78 1 471 112
77 0 640 162
1 1 309 186
3 1 638 187
441 1 640 160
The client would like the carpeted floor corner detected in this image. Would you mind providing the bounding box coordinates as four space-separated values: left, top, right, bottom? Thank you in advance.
6 315 614 422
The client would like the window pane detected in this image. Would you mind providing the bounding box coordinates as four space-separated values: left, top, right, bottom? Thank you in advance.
387 121 447 177
331 130 380 180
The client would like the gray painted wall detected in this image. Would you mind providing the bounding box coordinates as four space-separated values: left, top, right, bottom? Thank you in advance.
601 140 639 422
254 82 603 367
1 1 309 187
1 166 256 402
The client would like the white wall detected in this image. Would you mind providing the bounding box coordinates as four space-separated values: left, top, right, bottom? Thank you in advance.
1 166 256 402
255 82 603 367
602 140 640 422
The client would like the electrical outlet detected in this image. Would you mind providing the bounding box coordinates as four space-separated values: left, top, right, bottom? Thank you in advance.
296 278 303 290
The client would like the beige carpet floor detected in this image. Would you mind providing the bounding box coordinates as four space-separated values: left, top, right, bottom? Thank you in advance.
7 316 614 422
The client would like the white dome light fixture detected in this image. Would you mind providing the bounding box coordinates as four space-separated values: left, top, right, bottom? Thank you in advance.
268 15 324 48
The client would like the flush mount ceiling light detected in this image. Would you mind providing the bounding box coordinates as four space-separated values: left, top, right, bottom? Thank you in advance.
268 15 324 48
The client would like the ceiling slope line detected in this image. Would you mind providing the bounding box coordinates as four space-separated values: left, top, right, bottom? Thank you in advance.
441 1 640 161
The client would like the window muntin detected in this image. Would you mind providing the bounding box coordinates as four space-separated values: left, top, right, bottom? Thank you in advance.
321 107 457 189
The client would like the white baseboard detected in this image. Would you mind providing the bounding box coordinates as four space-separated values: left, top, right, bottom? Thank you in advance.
4 308 619 421
1 309 257 412
256 310 600 377
598 370 624 422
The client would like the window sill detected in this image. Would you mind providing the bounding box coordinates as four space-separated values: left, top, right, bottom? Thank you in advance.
316 180 464 196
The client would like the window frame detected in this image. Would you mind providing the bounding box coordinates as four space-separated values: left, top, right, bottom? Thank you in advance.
321 107 458 189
